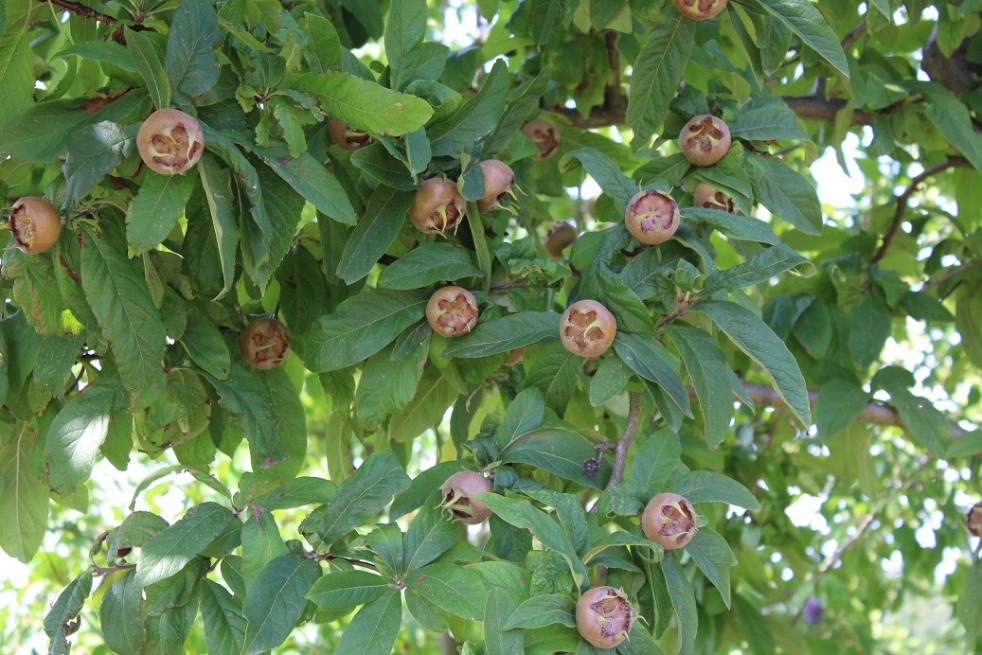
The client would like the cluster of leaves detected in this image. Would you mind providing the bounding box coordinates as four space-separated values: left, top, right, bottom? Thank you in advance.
0 0 980 653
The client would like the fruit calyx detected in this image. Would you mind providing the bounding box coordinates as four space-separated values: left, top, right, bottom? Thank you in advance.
693 182 735 213
410 178 467 235
327 118 370 150
679 114 731 167
426 286 479 338
522 118 561 160
136 108 205 175
624 190 681 245
440 471 493 524
560 300 617 358
642 492 697 549
575 586 635 649
8 197 62 255
673 0 728 20
239 317 290 370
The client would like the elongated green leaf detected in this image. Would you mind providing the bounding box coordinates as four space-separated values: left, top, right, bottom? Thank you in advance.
135 502 234 587
242 166 305 291
662 551 697 655
666 326 732 448
502 594 576 630
336 590 402 655
626 10 695 148
295 71 433 136
484 67 551 155
0 427 49 562
485 587 525 655
560 147 637 211
745 0 848 77
126 172 195 254
63 121 129 205
385 0 426 89
403 504 459 573
442 312 560 358
702 244 812 296
197 153 239 299
163 0 221 102
671 470 760 510
307 571 391 618
387 365 455 443
307 289 429 372
686 530 735 608
729 96 809 141
200 580 246 655
349 143 416 190
179 312 230 380
696 300 811 427
814 379 867 440
500 428 611 489
614 334 692 417
337 186 413 284
355 343 427 427
80 225 166 399
628 428 681 494
495 388 546 450
428 60 509 156
45 571 92 655
411 563 489 620
682 208 780 245
377 243 481 290
259 150 356 225
746 155 823 235
126 28 171 109
99 570 146 653
242 554 321 655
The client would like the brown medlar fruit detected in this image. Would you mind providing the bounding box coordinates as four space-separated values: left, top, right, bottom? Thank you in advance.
624 190 681 245
575 586 634 649
409 178 467 235
136 108 205 175
426 286 479 338
968 501 982 538
327 118 370 150
522 118 561 160
560 300 617 358
239 318 290 370
476 160 515 212
642 492 697 550
544 222 578 258
679 114 731 167
8 197 62 255
441 470 493 524
693 182 735 213
673 0 728 20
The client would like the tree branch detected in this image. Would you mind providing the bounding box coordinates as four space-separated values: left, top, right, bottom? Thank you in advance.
871 156 971 264
605 392 643 489
47 0 117 24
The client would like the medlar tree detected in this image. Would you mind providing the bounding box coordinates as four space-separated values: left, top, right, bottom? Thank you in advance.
0 0 980 653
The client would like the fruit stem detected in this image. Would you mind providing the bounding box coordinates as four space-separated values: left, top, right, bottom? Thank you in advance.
605 392 643 491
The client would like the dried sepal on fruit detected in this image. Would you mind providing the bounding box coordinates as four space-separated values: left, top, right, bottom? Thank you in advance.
239 318 290 370
426 286 479 338
693 182 735 213
575 586 635 649
440 471 493 524
327 118 370 150
8 197 62 255
673 0 727 20
136 108 205 175
624 190 681 245
476 160 516 213
522 118 561 160
409 178 467 235
544 222 578 258
560 300 617 358
679 114 731 167
641 492 697 549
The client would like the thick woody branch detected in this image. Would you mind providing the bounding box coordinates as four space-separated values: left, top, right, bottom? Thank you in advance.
605 392 643 490
47 0 117 24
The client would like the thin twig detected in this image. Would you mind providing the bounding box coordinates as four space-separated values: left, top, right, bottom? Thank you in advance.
47 0 117 24
605 392 643 490
92 563 136 577
920 260 981 291
871 157 971 264
306 551 380 572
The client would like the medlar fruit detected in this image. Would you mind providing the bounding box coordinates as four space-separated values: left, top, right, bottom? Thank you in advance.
409 178 467 235
8 197 62 255
693 182 735 213
679 114 731 167
673 0 728 20
642 492 697 550
476 160 515 213
239 318 290 370
968 500 982 538
544 222 578 258
136 108 205 175
327 118 370 150
441 470 493 524
522 118 561 160
575 586 634 649
624 190 681 245
426 286 479 338
802 597 824 625
560 300 617 358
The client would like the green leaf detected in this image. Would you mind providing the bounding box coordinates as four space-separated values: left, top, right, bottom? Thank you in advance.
956 563 982 636
389 461 467 520
666 326 732 448
241 165 305 292
134 502 234 587
485 587 525 655
197 153 239 299
126 172 195 255
200 580 246 655
299 452 411 548
626 10 695 148
484 67 551 155
411 563 489 620
792 299 833 358
683 208 780 245
385 0 426 89
523 345 581 415
208 364 307 476
308 571 390 619
560 147 637 211
307 289 429 372
946 431 982 459
428 60 510 156
614 334 692 418
628 428 682 494
44 571 92 655
63 121 129 206
662 551 697 655
355 343 427 427
701 244 813 296
696 300 811 427
387 365 455 442
874 371 950 456
10 252 74 337
304 13 343 71
671 470 760 510
179 312 230 380
295 71 433 136
814 379 867 440
729 96 809 141
500 427 612 489
337 186 413 284
0 427 49 562
745 155 823 235
956 285 982 368
848 293 891 367
126 28 171 109
163 0 221 102
44 375 125 495
495 387 546 450
350 143 416 190
241 511 289 587
920 84 982 171
589 356 631 407
744 0 849 77
529 0 572 45
443 312 560 358
502 593 576 630
685 530 735 608
242 554 321 655
80 224 166 399
335 590 402 655
259 151 356 225
0 7 34 130
99 570 146 653
378 243 482 290
403 503 459 573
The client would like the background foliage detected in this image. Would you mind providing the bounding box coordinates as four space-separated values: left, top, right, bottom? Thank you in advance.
0 0 980 653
